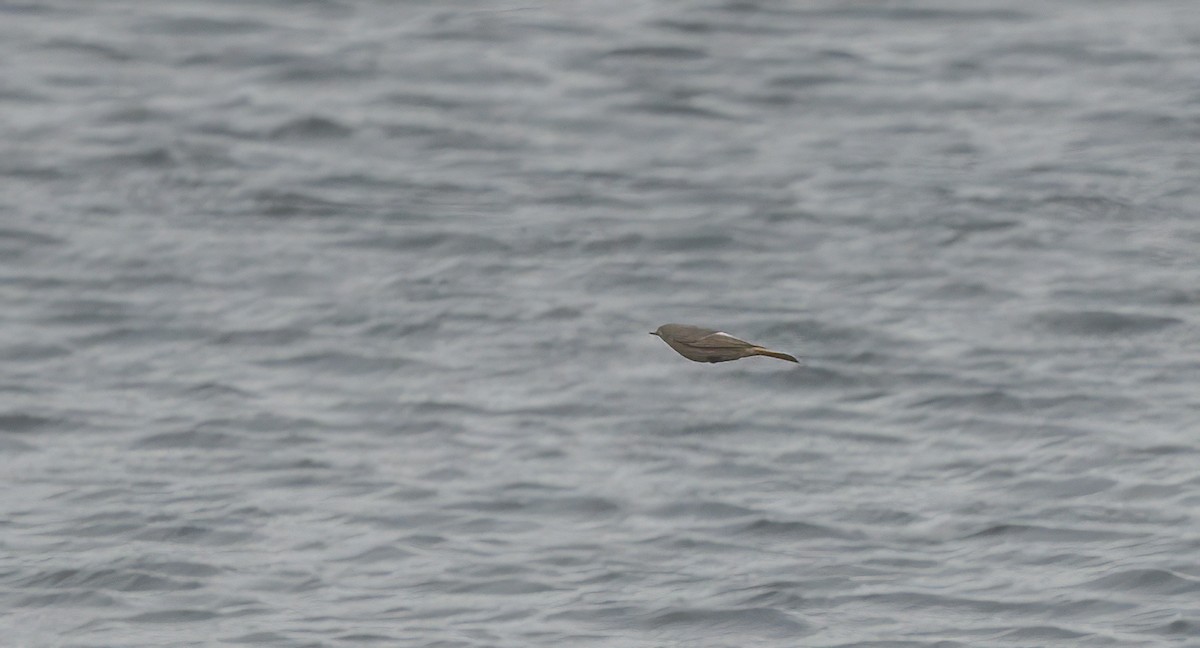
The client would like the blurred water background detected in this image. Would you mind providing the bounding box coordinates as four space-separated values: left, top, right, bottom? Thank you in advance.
3 1 1200 646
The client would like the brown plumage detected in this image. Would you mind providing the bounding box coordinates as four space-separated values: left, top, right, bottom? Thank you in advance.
650 323 799 364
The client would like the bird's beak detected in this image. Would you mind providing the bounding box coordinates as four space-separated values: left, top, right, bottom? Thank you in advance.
648 331 657 336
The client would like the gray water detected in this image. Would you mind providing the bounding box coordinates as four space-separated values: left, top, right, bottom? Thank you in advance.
3 1 1200 646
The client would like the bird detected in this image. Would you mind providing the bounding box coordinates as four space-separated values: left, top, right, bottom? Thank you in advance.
650 323 799 364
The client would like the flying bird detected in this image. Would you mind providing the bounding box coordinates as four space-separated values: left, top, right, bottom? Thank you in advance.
650 323 799 364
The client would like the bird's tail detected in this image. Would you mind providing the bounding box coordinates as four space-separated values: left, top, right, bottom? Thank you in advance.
751 347 800 363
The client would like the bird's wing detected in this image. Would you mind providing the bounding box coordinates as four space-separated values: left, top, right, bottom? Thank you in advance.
692 331 755 349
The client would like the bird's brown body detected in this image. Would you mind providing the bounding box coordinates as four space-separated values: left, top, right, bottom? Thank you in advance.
650 324 799 364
